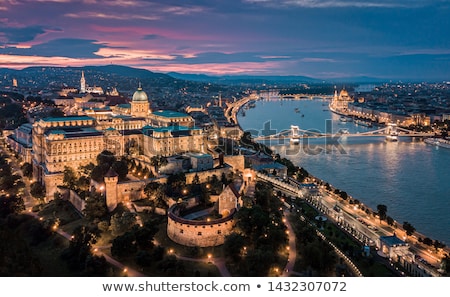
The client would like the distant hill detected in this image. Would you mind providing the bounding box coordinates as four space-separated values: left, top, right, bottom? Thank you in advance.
167 72 323 84
168 72 395 85
324 76 389 84
83 65 169 79
0 65 175 91
17 65 171 80
0 64 392 91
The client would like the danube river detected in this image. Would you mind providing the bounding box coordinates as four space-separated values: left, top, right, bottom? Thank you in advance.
237 97 450 245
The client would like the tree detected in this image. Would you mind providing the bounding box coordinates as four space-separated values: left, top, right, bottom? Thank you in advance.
97 150 116 168
133 221 159 250
433 240 445 251
82 254 109 276
20 162 33 178
254 181 271 210
440 255 450 275
61 225 99 271
243 248 275 276
79 163 96 177
422 237 433 246
111 232 137 259
150 155 168 172
302 238 337 274
377 204 387 222
84 192 108 221
199 184 211 207
223 233 245 261
112 158 128 181
109 211 137 237
386 216 395 226
144 181 160 200
339 191 348 200
135 250 152 268
0 222 43 276
30 181 46 201
91 166 105 183
0 174 21 192
0 194 25 217
192 173 200 185
403 221 416 236
63 166 77 189
166 172 186 196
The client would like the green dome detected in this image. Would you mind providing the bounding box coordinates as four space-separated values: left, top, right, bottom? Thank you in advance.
132 84 148 102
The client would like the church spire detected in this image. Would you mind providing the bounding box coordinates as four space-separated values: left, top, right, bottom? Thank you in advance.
80 70 86 93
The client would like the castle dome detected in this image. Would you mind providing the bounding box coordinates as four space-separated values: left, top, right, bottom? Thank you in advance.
132 83 148 102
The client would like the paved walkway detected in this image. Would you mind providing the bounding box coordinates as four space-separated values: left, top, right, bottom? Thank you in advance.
281 209 297 276
176 255 231 277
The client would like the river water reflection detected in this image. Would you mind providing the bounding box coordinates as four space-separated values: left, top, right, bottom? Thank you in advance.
237 98 450 245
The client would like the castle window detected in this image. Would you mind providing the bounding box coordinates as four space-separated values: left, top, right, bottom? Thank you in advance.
180 229 184 234
217 230 222 235
197 232 202 236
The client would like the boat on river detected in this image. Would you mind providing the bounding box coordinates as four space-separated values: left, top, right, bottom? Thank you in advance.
339 116 353 122
354 119 373 128
385 132 398 142
424 137 450 149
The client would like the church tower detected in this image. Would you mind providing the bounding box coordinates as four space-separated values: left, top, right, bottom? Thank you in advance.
131 83 150 117
80 70 86 93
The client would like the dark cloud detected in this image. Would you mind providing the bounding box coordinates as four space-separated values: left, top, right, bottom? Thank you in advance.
0 38 105 58
0 0 449 79
0 25 47 44
142 34 163 40
174 52 265 64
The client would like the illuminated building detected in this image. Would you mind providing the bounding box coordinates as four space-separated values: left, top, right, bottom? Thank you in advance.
30 84 205 199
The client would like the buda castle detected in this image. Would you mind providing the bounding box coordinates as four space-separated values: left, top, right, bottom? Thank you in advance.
29 72 205 198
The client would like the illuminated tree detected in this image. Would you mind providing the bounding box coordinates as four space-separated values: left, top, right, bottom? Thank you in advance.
403 221 416 237
377 204 387 222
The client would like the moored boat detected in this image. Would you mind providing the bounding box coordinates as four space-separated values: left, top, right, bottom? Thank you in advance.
424 137 450 149
385 132 398 142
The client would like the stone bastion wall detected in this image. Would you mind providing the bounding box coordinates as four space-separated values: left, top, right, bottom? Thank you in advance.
167 204 236 247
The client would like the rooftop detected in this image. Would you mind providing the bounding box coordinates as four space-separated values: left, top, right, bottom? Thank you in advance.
380 235 408 247
152 110 189 118
143 125 199 133
42 116 94 122
45 127 102 138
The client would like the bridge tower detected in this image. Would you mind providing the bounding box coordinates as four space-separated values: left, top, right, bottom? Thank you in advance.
386 123 398 134
290 125 300 144
385 123 399 141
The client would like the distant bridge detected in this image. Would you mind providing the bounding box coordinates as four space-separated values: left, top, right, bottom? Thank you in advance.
253 123 434 141
279 93 333 100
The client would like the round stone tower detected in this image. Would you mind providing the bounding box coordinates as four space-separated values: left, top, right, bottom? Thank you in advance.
104 167 119 212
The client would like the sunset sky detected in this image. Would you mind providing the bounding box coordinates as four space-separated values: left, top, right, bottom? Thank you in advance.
1 0 449 80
